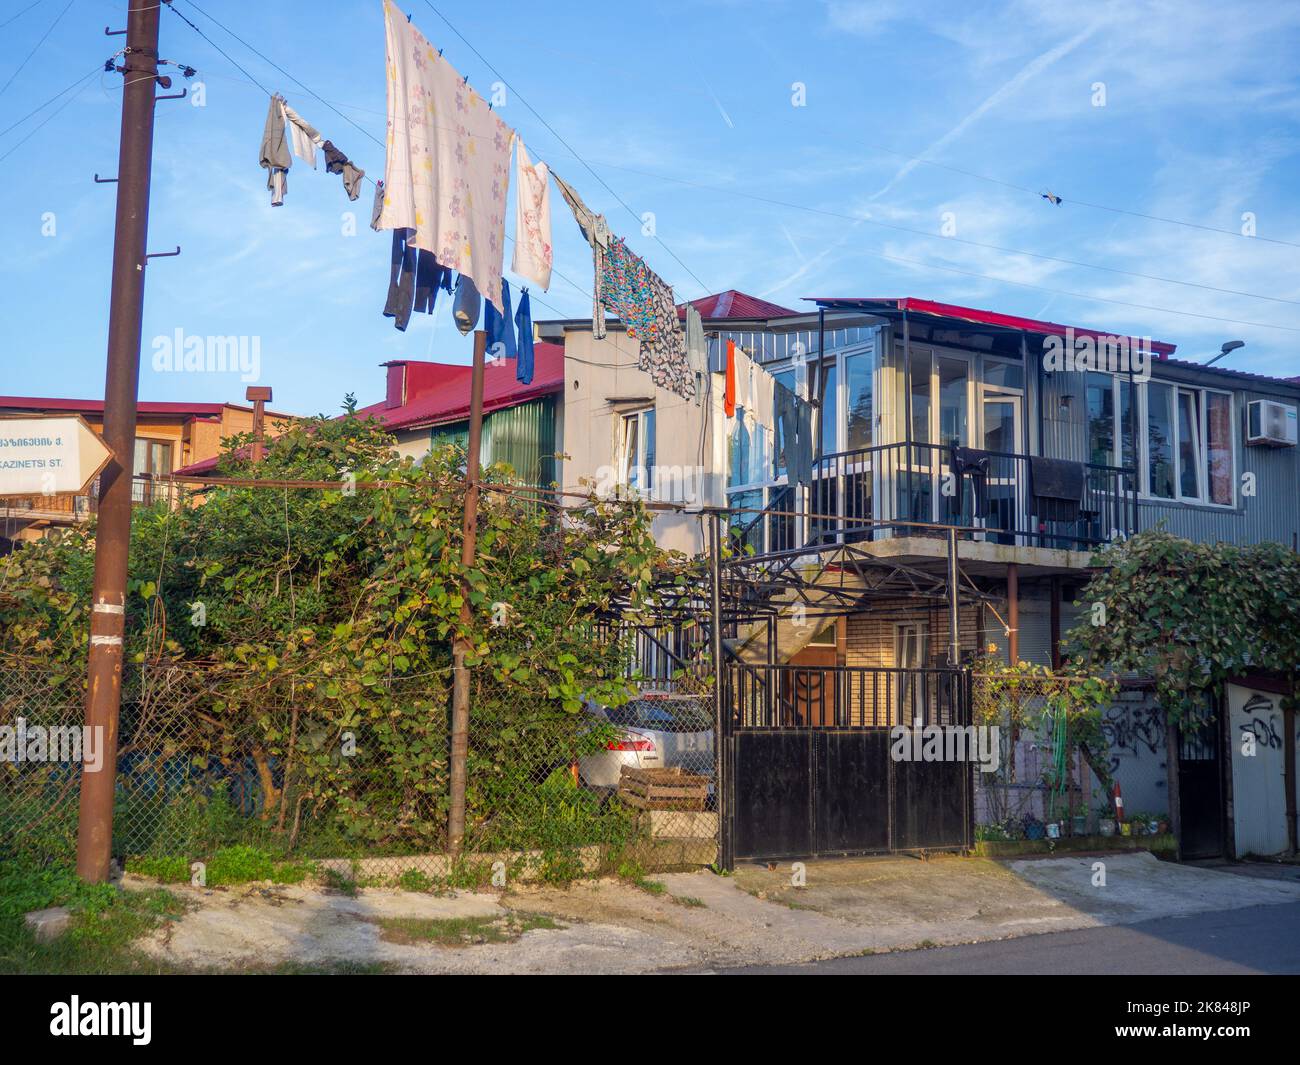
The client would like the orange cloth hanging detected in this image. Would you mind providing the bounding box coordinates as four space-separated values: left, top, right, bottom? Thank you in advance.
724 339 737 417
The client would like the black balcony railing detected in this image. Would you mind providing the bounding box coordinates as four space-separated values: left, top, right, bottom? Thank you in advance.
730 441 1138 555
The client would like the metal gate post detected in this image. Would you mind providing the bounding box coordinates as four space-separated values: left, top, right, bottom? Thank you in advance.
709 511 734 871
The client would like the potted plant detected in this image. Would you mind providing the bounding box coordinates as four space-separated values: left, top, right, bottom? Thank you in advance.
1097 804 1115 836
1072 813 1088 836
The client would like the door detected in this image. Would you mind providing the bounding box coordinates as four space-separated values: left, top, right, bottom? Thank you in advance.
980 392 1023 543
786 623 840 727
1178 711 1224 859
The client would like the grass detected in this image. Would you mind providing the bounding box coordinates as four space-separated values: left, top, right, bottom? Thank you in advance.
671 895 706 908
0 858 191 975
374 912 563 947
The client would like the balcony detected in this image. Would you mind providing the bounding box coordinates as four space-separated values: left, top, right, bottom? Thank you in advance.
1 476 183 527
731 441 1138 558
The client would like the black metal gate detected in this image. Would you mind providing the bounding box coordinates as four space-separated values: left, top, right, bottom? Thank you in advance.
724 665 973 861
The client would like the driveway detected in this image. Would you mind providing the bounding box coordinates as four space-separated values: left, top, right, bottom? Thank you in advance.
135 853 1300 974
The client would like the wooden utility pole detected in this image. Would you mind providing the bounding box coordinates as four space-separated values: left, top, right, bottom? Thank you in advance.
448 330 487 855
76 0 162 883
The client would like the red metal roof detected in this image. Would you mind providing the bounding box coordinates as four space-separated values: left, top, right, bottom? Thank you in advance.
809 297 1179 356
174 343 566 477
679 290 799 321
0 396 232 416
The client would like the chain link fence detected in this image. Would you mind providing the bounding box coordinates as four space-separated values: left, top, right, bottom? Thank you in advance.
0 653 719 888
971 673 1125 842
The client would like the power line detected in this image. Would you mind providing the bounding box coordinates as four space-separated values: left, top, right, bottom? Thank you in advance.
590 159 1300 310
778 114 1300 253
173 0 384 149
0 64 93 163
417 0 714 298
869 247 1300 334
0 61 98 138
0 1 46 31
0 0 73 98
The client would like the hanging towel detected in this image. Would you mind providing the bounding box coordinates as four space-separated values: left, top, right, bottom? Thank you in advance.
515 289 534 385
775 381 813 487
383 228 418 331
685 304 707 405
369 179 385 231
484 279 517 360
552 169 609 339
281 100 321 168
453 274 482 335
380 1 512 315
511 138 553 291
258 94 291 206
724 339 737 417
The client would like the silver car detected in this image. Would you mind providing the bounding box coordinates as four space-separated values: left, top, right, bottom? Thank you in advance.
577 693 714 799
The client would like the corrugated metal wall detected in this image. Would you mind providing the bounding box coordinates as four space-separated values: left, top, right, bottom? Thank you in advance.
428 396 557 487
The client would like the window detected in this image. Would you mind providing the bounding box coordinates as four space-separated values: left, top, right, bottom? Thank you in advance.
1086 372 1115 467
132 438 172 504
908 351 931 444
844 352 873 450
818 360 839 456
1205 392 1233 505
620 408 655 495
807 622 838 647
1135 382 1233 505
1146 382 1176 499
1086 372 1137 470
937 357 968 446
1176 389 1202 499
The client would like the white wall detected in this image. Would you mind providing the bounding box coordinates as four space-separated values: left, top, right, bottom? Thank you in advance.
560 326 721 556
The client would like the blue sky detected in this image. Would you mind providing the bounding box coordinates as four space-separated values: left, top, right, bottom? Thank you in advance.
2 0 1298 415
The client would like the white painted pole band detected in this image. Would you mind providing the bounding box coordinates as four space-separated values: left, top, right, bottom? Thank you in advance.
93 603 125 615
90 635 123 646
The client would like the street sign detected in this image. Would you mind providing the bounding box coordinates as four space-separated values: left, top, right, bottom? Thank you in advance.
0 414 115 498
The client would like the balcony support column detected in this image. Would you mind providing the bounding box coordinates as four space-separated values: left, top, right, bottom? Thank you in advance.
1006 562 1019 666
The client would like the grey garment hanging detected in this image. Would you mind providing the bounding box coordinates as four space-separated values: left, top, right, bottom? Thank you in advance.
383 228 417 331
259 94 291 206
551 169 609 340
685 304 707 405
454 274 482 335
775 382 813 487
340 162 365 202
370 179 385 231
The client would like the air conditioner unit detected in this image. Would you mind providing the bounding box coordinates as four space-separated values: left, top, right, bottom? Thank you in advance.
1246 399 1298 447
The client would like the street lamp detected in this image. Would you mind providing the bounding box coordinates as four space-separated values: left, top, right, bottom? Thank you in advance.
1203 340 1245 367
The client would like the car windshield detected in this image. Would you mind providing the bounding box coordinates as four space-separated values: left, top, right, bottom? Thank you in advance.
604 698 712 732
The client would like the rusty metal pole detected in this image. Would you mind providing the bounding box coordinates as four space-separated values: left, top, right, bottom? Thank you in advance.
448 330 487 856
76 0 161 883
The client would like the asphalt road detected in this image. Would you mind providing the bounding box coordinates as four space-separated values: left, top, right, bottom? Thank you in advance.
720 901 1300 974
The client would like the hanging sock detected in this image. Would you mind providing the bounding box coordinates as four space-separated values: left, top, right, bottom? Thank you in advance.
383 228 417 331
483 279 517 360
369 178 385 231
259 93 291 206
515 289 534 385
453 274 482 335
412 250 449 316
